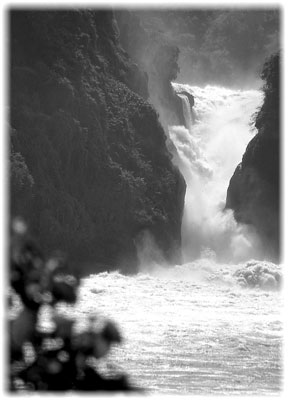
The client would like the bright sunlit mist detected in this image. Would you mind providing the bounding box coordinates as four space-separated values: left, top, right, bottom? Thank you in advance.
169 84 264 263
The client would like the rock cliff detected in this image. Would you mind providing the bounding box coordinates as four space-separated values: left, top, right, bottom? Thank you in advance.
226 53 280 262
115 10 186 129
10 9 186 274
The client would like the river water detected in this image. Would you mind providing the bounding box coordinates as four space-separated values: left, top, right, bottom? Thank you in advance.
58 85 283 395
69 260 282 395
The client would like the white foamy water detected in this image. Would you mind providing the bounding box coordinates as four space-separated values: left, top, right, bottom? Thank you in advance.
48 85 282 395
56 259 282 395
170 84 264 263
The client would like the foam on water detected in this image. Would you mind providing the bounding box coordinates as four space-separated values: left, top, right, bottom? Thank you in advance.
65 260 282 395
45 85 282 395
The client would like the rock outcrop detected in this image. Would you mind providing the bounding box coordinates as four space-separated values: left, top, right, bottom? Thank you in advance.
226 53 280 262
115 10 186 129
10 10 186 274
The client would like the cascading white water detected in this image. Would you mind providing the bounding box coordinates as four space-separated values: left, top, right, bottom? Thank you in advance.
170 84 264 263
38 83 282 396
177 93 194 130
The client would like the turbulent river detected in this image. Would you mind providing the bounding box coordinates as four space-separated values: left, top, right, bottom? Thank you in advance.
58 85 283 395
72 262 283 395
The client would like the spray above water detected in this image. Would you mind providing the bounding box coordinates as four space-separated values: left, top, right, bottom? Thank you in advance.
76 86 280 397
169 84 264 263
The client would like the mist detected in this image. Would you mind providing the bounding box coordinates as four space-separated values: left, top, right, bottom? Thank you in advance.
169 85 264 263
115 8 280 267
133 8 280 89
135 230 168 273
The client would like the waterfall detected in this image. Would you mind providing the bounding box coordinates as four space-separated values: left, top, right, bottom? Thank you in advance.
177 93 193 131
170 84 264 263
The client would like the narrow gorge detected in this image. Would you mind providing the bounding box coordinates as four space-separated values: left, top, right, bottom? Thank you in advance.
8 7 282 396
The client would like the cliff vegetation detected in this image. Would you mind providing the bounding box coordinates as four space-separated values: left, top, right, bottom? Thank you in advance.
226 53 280 262
10 9 185 274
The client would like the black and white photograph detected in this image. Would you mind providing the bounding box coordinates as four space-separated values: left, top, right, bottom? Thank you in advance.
2 0 285 396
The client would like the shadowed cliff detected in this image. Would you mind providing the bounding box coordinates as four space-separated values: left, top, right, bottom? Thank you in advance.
115 10 186 130
10 9 186 274
226 53 280 262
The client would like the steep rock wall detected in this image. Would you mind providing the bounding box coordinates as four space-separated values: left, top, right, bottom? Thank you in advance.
115 10 186 130
226 53 280 262
10 9 186 274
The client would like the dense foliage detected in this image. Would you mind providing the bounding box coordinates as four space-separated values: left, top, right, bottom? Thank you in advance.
9 218 137 391
244 53 280 186
10 9 185 274
226 52 280 261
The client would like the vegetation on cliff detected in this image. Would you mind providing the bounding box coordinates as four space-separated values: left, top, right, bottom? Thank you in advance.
9 9 185 274
115 10 185 130
226 52 280 262
115 8 279 147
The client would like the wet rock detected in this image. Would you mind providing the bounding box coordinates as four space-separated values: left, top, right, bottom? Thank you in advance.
226 53 280 262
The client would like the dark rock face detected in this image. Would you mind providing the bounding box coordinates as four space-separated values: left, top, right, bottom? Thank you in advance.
115 10 186 129
10 10 186 274
226 53 280 262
